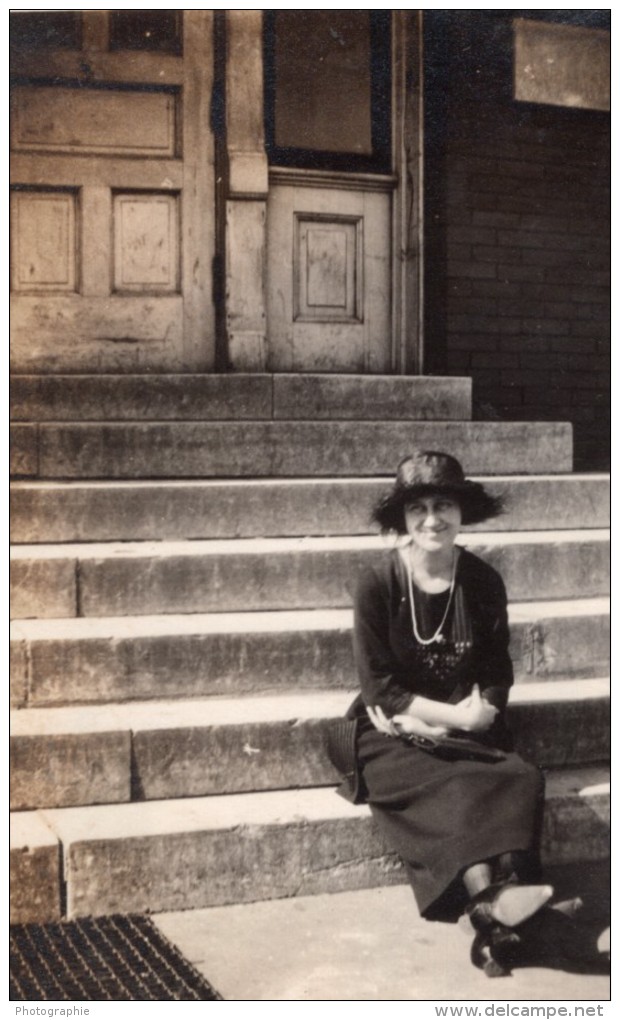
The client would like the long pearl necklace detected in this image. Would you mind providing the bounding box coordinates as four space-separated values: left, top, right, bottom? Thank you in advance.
407 546 457 646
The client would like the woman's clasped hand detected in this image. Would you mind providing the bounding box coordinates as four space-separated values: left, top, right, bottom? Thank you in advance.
366 704 448 739
368 684 498 740
451 684 499 732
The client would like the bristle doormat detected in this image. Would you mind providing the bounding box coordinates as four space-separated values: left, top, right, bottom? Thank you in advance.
10 915 224 1001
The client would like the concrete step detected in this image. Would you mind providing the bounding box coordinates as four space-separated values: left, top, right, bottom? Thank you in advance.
10 766 609 920
10 420 573 479
10 373 473 422
10 530 609 620
9 473 610 544
10 812 62 924
10 598 610 708
10 679 610 809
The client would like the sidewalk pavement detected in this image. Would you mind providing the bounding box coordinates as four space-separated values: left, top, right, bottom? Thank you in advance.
154 861 609 1002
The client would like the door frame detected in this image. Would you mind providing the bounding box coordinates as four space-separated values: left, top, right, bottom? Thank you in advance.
391 11 425 375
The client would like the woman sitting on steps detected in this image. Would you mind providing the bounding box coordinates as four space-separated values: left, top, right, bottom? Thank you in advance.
328 450 607 977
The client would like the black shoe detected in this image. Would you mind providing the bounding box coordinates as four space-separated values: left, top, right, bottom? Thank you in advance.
466 882 554 933
471 927 522 978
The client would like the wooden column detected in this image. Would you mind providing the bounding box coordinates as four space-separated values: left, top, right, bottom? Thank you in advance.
392 11 424 374
224 10 269 370
183 10 216 369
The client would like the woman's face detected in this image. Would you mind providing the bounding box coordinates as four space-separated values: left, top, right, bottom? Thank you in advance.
404 495 462 553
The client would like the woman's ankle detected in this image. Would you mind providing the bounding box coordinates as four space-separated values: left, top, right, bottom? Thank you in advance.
462 861 493 899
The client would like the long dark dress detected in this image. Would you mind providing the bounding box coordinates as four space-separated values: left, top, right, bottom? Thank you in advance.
347 545 545 922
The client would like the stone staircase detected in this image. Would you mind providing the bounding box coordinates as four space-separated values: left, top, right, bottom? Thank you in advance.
10 374 610 924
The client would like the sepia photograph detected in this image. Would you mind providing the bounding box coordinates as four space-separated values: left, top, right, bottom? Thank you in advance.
9 6 610 1004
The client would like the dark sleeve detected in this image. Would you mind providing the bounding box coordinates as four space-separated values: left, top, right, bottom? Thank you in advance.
353 564 416 716
473 564 514 714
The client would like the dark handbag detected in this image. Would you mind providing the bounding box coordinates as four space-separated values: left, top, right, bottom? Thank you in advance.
325 718 506 807
402 731 507 762
325 717 368 805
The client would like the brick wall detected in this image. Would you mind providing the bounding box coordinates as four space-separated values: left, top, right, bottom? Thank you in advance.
424 12 610 470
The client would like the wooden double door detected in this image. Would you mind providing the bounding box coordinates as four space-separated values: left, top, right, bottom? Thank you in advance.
10 10 215 373
10 11 422 375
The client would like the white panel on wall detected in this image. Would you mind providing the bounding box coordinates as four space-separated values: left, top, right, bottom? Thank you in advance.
12 86 178 157
113 193 180 292
294 214 362 322
11 189 77 293
514 19 610 111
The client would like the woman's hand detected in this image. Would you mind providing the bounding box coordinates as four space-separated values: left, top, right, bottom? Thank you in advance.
392 715 448 738
453 685 498 732
367 705 399 736
367 705 448 739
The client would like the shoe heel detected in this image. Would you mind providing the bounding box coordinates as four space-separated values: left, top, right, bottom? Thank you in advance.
471 929 520 978
484 957 510 978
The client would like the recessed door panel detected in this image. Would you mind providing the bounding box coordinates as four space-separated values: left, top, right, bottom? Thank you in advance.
12 85 177 157
11 189 78 293
267 181 392 372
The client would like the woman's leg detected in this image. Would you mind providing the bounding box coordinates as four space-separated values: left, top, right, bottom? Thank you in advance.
462 862 493 898
493 850 536 885
461 858 549 978
460 862 522 978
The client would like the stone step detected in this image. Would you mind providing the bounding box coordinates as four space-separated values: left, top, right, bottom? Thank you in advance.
10 598 610 708
9 473 610 544
10 373 473 422
10 812 62 924
10 530 610 620
10 420 573 479
11 767 610 920
10 679 610 809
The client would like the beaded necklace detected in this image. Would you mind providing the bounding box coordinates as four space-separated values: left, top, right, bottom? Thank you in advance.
407 546 457 646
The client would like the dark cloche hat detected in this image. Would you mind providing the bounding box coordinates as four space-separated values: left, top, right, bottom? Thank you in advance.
372 450 504 532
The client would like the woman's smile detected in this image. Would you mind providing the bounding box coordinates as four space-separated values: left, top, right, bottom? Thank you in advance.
404 496 462 551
